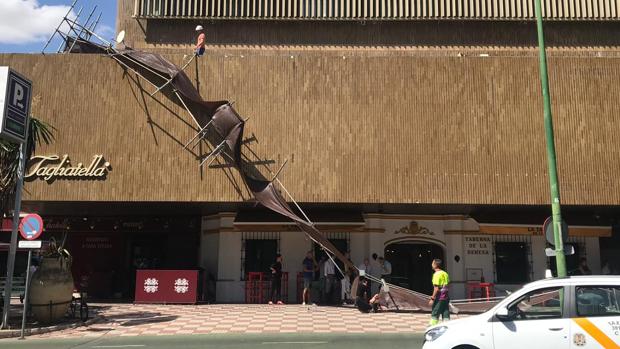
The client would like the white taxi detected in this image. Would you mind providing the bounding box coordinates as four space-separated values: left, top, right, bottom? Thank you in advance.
423 276 620 349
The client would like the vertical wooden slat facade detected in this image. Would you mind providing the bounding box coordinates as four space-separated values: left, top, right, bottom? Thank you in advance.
132 0 620 19
1 53 619 206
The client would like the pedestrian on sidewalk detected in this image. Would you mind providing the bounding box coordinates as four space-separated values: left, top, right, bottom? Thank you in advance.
269 254 283 305
428 258 450 325
302 251 316 305
323 256 337 305
341 252 354 304
378 256 392 284
358 257 372 276
576 257 592 275
369 253 381 294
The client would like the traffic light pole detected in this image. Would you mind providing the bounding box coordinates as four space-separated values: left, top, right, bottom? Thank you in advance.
534 0 567 277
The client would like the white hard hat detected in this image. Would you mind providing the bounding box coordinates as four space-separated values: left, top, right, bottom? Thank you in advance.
195 25 204 31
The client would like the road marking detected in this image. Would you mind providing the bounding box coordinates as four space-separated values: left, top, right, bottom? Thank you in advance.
261 342 328 345
92 345 146 348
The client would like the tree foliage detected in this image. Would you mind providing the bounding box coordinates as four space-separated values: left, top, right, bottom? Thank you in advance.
0 117 55 216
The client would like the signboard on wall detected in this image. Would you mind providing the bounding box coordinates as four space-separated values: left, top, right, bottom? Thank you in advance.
466 268 484 282
135 270 198 304
0 67 32 144
464 236 491 255
25 154 111 182
463 235 494 282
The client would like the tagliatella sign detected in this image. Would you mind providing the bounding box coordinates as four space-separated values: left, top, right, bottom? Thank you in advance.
25 154 110 181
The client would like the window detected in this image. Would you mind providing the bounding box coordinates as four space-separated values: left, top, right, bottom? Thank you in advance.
240 232 280 279
313 239 348 262
244 239 278 275
576 286 620 317
509 287 564 320
495 242 529 284
314 238 348 279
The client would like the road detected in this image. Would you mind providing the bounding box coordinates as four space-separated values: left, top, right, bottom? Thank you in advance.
0 333 425 349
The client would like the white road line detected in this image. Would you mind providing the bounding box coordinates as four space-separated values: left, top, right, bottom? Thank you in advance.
92 345 146 348
261 342 328 345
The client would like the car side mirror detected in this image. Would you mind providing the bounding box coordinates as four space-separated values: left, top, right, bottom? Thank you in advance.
495 307 514 321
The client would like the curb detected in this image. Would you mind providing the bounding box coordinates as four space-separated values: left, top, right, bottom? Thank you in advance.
0 316 101 339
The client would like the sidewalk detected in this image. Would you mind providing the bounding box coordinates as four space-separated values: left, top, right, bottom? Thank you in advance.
12 303 465 339
0 301 98 339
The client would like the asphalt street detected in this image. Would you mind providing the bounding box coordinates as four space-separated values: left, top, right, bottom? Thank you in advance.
0 333 425 349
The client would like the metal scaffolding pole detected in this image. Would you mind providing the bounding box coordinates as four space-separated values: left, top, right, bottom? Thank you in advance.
41 0 78 54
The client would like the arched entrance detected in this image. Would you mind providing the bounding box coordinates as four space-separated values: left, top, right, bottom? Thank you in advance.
384 241 444 295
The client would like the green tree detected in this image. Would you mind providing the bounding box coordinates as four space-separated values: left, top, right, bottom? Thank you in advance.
0 117 55 216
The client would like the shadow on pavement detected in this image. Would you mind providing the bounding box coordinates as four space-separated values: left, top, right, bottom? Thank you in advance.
93 311 178 327
119 315 178 327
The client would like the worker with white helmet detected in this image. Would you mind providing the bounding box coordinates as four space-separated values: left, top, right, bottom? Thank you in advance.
195 25 206 56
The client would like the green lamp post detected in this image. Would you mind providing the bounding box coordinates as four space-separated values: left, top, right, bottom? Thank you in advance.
533 0 567 277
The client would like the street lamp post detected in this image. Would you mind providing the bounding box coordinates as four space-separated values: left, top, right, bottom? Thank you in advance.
533 0 567 277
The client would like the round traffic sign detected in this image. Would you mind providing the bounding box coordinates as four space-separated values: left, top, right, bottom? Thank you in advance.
543 216 568 246
19 214 44 240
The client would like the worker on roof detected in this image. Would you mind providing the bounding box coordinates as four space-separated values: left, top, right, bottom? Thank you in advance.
195 25 206 56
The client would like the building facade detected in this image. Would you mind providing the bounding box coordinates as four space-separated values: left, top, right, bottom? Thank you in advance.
1 0 620 302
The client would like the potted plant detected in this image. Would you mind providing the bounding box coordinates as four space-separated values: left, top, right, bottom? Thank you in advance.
28 236 74 324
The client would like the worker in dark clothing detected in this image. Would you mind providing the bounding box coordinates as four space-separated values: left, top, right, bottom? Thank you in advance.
355 276 373 313
269 254 284 305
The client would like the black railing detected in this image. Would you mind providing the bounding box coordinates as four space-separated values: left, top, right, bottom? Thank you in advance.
134 0 620 20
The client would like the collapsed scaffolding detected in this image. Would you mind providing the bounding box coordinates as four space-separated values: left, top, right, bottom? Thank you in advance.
42 2 509 313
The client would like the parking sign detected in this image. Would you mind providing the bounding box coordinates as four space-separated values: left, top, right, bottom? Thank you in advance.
0 67 32 144
18 214 44 241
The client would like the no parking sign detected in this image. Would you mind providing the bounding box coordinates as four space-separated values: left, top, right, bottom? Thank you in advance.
18 213 43 240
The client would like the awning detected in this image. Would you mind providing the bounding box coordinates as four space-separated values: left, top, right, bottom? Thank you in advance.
233 209 365 231
478 223 612 237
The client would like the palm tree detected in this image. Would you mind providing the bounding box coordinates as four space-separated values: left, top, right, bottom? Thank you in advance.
0 117 55 216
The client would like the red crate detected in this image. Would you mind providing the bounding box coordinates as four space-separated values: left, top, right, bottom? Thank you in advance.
245 272 263 304
246 272 289 304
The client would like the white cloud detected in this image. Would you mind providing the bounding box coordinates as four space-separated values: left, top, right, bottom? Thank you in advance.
0 0 74 45
95 24 115 39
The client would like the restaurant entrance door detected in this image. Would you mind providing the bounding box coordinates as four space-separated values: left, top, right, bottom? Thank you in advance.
384 242 444 295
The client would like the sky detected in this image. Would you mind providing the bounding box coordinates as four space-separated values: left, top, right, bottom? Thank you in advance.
0 0 117 53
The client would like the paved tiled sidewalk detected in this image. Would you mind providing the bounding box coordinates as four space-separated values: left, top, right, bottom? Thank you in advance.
27 303 465 339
